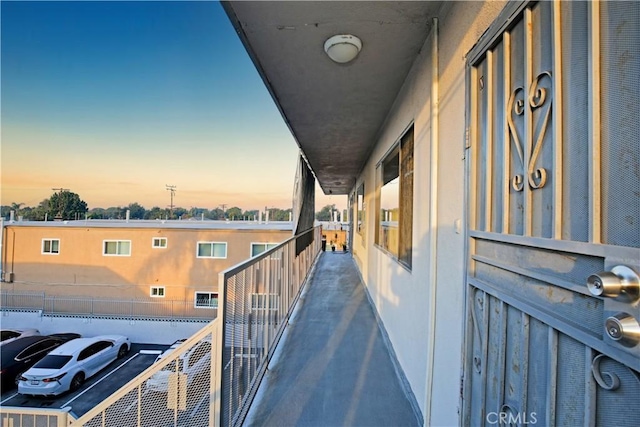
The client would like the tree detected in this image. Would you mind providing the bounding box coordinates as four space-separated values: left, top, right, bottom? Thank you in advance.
10 202 24 214
173 207 187 219
48 191 88 220
144 207 167 220
127 203 146 219
316 205 335 221
227 207 242 220
210 208 225 220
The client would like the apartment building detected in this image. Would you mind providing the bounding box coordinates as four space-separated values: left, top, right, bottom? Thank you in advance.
0 220 292 305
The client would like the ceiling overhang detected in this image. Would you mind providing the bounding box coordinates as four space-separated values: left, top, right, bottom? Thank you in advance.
222 1 442 195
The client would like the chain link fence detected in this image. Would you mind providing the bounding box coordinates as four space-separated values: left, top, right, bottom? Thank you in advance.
0 291 216 322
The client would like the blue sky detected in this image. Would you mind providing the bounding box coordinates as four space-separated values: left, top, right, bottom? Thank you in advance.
1 1 340 211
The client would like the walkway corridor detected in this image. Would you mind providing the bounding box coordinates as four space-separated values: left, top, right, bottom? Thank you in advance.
245 251 421 427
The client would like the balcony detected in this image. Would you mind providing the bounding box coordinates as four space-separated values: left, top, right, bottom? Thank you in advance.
244 250 421 427
0 226 420 426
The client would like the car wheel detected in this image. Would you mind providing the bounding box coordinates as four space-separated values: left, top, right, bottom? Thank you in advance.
118 344 129 359
70 373 85 392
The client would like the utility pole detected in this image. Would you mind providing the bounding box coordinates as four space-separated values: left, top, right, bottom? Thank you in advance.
166 185 177 218
220 204 227 220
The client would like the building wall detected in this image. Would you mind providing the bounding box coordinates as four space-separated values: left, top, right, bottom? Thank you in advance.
351 1 506 424
2 223 291 302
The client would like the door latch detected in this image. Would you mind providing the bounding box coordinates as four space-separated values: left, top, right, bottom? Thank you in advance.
605 313 640 347
586 265 639 302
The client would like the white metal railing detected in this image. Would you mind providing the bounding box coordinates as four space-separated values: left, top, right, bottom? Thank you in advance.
0 406 75 426
218 226 322 427
3 226 321 426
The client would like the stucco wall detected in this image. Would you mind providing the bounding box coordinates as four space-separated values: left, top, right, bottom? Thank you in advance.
351 1 506 424
2 224 291 301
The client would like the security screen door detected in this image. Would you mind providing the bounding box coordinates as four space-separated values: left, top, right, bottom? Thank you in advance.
463 1 639 425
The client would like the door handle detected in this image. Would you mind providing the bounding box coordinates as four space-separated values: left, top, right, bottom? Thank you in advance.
586 265 639 301
605 313 640 347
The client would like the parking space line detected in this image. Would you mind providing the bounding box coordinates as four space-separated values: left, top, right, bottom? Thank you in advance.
0 392 19 405
59 352 139 408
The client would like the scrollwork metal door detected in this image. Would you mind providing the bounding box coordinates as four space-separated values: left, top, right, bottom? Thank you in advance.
463 1 640 426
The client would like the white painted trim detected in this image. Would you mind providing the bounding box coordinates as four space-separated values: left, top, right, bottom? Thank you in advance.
152 237 168 249
102 239 131 257
194 291 219 309
150 286 165 298
41 238 60 255
250 242 278 258
196 241 227 259
424 17 439 427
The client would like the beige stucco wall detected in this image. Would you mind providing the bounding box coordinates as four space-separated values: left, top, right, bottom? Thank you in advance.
2 223 291 301
351 1 507 425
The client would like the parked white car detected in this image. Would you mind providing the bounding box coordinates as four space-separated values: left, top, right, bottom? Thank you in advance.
146 339 211 392
0 329 40 347
17 335 130 396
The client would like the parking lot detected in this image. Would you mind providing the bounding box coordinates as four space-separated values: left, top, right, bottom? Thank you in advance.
0 343 169 418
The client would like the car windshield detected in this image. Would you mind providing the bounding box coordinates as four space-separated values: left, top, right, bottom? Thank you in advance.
33 355 72 369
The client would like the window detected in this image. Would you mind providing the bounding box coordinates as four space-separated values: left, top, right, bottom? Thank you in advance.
250 293 279 311
78 341 113 361
1 331 20 340
375 126 413 268
150 286 165 298
103 240 131 256
42 239 60 254
197 242 227 259
195 292 218 308
250 243 279 257
16 339 58 361
152 237 167 248
357 183 365 238
34 355 72 369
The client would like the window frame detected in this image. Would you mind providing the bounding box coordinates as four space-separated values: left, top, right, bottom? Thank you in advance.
250 242 279 257
356 183 365 238
150 286 165 298
194 292 219 309
103 240 131 257
41 238 60 255
374 125 414 269
196 241 227 259
152 237 168 249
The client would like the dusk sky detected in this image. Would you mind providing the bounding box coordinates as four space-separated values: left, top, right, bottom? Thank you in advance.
1 1 343 212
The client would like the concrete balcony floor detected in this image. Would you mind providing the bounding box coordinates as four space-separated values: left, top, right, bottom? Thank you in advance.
245 251 421 427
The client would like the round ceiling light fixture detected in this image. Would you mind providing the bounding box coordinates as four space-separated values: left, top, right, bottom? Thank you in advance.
324 34 362 64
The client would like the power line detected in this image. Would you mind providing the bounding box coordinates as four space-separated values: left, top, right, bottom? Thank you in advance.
166 185 177 217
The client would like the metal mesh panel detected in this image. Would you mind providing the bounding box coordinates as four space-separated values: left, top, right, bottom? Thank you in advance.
595 355 640 426
491 44 506 233
476 57 488 232
220 226 321 427
474 261 603 337
475 239 605 287
600 1 640 248
555 334 586 426
529 1 554 239
508 19 526 236
75 324 219 427
525 317 551 423
560 0 590 242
